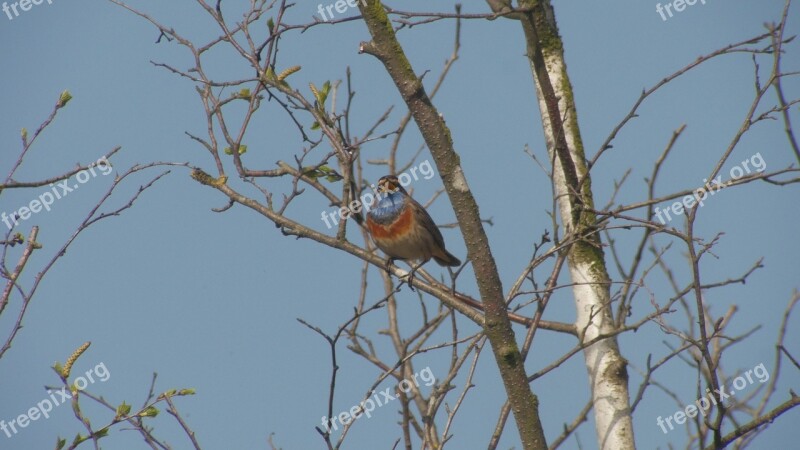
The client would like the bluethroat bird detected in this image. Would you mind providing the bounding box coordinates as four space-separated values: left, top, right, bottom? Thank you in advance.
366 175 461 285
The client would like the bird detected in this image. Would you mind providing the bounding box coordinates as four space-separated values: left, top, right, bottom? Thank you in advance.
365 175 461 283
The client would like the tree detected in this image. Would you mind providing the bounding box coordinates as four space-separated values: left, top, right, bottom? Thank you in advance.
4 0 798 448
0 92 194 449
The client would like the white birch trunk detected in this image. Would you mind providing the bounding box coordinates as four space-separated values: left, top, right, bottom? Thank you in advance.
526 4 637 448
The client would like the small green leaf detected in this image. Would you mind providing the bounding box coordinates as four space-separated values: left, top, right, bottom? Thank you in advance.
302 165 342 182
178 388 196 396
262 67 276 82
311 80 331 108
115 402 131 420
164 389 177 397
57 90 72 108
55 437 66 450
267 17 275 34
53 362 64 377
223 145 246 155
71 433 86 446
21 128 27 141
93 428 109 438
310 121 320 130
239 88 251 99
139 406 159 418
302 166 322 178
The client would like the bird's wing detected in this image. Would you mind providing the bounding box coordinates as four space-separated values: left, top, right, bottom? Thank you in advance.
408 197 446 248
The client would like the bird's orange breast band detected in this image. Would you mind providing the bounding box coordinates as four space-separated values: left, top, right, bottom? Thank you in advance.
366 206 414 239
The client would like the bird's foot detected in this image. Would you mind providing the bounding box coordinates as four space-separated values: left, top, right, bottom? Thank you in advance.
404 271 416 292
403 260 428 292
384 257 396 274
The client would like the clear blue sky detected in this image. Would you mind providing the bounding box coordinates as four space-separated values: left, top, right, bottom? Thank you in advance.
1 1 798 449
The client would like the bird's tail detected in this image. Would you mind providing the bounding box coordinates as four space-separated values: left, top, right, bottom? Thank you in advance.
433 249 461 267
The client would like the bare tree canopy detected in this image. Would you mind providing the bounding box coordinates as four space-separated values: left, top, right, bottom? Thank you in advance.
1 1 799 449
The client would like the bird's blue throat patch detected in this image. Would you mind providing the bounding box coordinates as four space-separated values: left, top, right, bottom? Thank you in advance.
368 191 405 223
